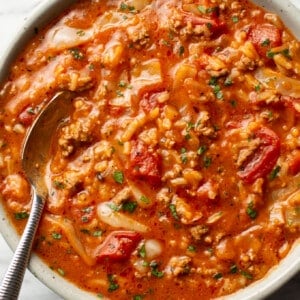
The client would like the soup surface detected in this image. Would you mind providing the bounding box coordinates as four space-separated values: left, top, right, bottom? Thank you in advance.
1 0 300 299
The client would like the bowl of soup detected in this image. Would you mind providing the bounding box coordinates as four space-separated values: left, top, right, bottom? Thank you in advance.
0 0 299 299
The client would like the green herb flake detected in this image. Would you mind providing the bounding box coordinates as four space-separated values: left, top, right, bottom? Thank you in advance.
93 230 103 237
133 295 144 300
246 201 257 220
138 244 147 258
52 232 62 240
266 50 276 59
150 261 164 278
209 76 218 86
122 201 137 213
107 274 119 292
269 165 281 180
118 80 127 88
53 180 65 190
140 195 150 204
197 145 207 155
108 203 120 212
197 5 207 14
203 156 212 168
281 48 291 59
187 245 197 252
240 270 253 280
224 77 233 87
116 90 124 97
14 211 29 220
169 204 179 220
97 294 104 298
179 45 185 56
261 38 270 47
255 84 261 92
69 48 84 60
232 16 239 23
113 170 124 184
230 99 237 107
230 264 238 274
213 272 223 279
76 30 85 36
57 268 65 276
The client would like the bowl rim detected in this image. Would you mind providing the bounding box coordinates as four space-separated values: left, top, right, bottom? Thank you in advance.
0 0 299 299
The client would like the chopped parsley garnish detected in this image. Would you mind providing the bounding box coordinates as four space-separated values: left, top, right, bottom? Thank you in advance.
230 264 238 274
138 244 147 258
240 270 253 280
150 261 164 278
120 2 135 12
232 16 239 23
261 38 270 47
224 77 233 86
179 45 185 56
255 84 261 92
203 156 212 168
213 272 223 279
76 30 85 36
197 145 207 155
118 80 127 88
140 195 150 204
53 180 65 190
267 48 291 59
69 48 84 60
133 295 144 300
122 201 137 213
180 147 188 164
93 230 103 237
14 211 29 220
269 165 281 180
113 170 124 184
57 268 65 276
213 85 223 99
209 76 218 86
116 90 124 97
187 245 197 252
246 201 257 220
52 232 62 240
230 99 237 107
107 274 119 292
169 204 179 220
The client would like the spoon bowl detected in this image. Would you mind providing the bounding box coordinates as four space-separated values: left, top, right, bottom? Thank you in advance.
0 91 73 300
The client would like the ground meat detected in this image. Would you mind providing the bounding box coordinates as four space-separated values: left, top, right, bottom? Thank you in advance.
165 255 192 277
190 225 209 241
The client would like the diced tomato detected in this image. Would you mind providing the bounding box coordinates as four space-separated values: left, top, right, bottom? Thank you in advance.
182 12 226 37
95 231 142 262
237 127 280 184
129 140 161 186
248 23 282 57
19 106 36 126
288 150 300 175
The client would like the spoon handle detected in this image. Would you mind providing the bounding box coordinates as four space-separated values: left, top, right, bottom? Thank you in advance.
0 190 44 300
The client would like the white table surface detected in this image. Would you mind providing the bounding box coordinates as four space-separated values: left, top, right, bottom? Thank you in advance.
0 0 299 299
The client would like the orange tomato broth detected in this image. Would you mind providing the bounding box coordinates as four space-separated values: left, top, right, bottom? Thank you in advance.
1 0 300 299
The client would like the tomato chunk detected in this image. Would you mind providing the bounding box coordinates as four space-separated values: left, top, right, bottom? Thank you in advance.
95 231 142 262
237 127 280 184
19 106 36 126
129 140 161 186
248 23 282 56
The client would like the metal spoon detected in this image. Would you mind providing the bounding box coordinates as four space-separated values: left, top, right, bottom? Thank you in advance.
0 91 73 300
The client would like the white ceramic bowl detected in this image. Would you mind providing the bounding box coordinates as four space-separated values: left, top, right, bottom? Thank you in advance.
0 1 299 299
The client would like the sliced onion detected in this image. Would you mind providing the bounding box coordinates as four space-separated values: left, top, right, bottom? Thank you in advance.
254 67 300 98
97 202 148 232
